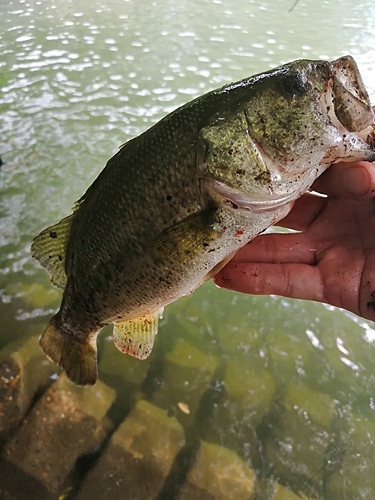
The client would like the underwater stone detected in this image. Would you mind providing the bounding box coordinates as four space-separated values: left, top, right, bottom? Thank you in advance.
264 330 315 384
223 361 275 424
203 361 275 464
3 375 115 495
151 338 219 425
99 333 152 389
77 399 185 500
265 383 337 485
272 482 313 499
177 440 255 500
326 413 375 498
0 335 55 440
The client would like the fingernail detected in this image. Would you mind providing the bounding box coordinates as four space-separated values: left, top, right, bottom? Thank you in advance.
344 164 370 197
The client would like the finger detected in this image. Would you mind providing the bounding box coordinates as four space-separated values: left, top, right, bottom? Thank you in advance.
230 232 317 264
358 254 375 321
312 161 375 199
214 262 325 302
277 192 328 231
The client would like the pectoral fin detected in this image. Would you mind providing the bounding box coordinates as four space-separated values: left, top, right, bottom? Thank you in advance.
113 308 164 360
153 208 220 262
201 251 236 283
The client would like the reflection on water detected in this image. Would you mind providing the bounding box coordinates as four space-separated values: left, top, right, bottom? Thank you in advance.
1 0 375 498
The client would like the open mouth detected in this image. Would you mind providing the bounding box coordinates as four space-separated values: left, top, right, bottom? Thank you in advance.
319 56 375 165
206 57 375 216
324 56 375 147
330 56 373 133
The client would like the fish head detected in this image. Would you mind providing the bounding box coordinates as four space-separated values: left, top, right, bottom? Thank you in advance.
200 56 375 212
249 55 374 163
330 55 374 133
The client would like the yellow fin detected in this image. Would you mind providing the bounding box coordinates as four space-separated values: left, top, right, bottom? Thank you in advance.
39 315 98 386
113 309 163 360
31 214 74 289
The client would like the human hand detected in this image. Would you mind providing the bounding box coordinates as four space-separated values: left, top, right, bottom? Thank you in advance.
214 161 375 321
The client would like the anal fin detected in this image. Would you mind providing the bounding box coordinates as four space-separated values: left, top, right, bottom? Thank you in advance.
113 308 164 360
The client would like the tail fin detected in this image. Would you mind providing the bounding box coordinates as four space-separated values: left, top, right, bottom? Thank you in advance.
39 316 98 386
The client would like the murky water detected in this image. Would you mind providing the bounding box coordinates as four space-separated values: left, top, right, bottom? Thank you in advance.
1 0 375 498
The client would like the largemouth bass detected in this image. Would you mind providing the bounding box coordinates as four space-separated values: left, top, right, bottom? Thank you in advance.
31 55 375 385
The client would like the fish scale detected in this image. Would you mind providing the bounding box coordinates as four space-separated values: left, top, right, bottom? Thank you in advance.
31 55 375 385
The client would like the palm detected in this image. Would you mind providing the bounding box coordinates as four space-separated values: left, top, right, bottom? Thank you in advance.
214 161 375 321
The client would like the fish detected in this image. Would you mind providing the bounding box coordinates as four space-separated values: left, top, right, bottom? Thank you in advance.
31 55 375 386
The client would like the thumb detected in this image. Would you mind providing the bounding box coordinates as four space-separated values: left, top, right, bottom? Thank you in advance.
312 161 375 199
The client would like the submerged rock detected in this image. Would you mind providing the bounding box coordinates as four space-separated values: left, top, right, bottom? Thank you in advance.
204 360 275 466
0 335 55 440
177 440 256 500
77 399 185 499
272 482 314 499
151 338 219 426
326 413 375 499
265 383 337 488
2 375 115 496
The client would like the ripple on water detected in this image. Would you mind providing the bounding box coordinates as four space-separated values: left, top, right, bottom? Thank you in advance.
1 2 375 495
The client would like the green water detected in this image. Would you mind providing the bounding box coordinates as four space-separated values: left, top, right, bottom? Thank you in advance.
1 0 375 497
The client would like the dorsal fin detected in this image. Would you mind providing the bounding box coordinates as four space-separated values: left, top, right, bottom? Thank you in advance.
31 213 74 289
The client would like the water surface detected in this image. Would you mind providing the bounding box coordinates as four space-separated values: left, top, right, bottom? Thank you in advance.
1 0 375 498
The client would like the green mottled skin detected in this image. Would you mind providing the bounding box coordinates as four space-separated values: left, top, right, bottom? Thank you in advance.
35 56 375 366
60 64 283 335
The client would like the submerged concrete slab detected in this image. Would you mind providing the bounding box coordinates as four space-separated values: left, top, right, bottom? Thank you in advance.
265 383 337 485
0 335 55 440
3 375 115 495
326 414 375 499
77 399 185 500
177 441 256 500
151 338 219 425
273 482 313 499
204 361 275 465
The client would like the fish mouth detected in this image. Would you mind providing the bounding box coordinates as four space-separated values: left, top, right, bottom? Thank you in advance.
206 57 375 215
319 56 375 165
320 56 374 154
205 177 313 214
330 56 374 133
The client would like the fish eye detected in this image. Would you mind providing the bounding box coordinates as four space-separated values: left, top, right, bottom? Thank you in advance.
280 71 309 97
